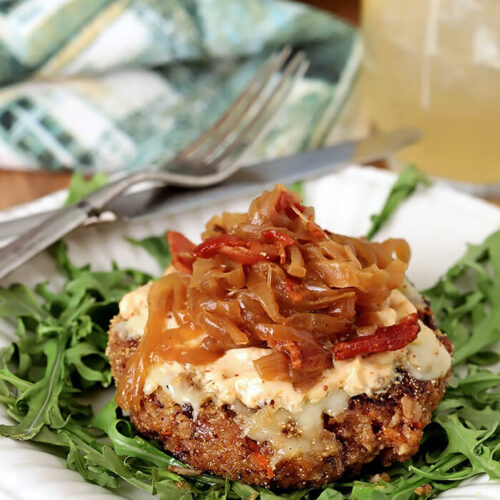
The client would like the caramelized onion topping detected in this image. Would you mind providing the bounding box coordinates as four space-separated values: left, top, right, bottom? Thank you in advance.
118 185 413 409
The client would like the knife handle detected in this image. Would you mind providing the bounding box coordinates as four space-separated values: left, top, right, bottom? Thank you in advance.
0 204 89 281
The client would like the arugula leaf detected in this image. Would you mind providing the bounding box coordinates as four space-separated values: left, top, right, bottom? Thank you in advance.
232 481 259 500
366 165 431 240
434 414 500 479
0 344 31 394
0 334 67 440
64 172 108 205
58 423 155 492
126 233 172 269
0 242 148 442
0 284 51 321
424 230 500 364
52 240 151 303
315 490 343 500
64 435 121 489
65 342 111 385
93 398 185 467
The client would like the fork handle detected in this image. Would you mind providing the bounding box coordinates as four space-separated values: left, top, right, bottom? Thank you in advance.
0 203 90 281
0 171 171 281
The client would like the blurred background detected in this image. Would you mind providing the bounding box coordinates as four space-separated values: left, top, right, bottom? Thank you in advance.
0 0 498 210
362 0 500 183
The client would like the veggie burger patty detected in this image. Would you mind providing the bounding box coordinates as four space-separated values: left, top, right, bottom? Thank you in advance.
107 186 452 488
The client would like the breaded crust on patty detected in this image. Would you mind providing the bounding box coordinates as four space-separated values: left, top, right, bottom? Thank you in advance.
107 317 451 489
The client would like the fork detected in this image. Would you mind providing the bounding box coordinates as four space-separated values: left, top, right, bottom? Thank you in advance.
0 47 309 280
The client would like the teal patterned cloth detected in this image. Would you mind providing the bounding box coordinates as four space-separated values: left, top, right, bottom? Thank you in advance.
0 0 360 173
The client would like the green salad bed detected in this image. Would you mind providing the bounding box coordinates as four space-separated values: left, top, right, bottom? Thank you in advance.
0 167 499 499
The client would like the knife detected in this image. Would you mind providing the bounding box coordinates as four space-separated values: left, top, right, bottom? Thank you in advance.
0 128 420 243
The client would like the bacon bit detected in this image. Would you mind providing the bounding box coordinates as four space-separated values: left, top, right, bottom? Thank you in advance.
275 191 305 219
246 439 274 479
284 277 304 302
246 241 281 262
218 245 268 265
194 235 263 265
306 216 325 240
193 234 246 258
261 229 295 246
262 229 295 264
167 231 196 273
332 313 420 360
194 234 283 265
191 230 297 266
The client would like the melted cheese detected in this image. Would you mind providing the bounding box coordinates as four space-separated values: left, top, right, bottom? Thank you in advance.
115 283 452 437
405 322 451 379
140 321 449 414
236 400 342 466
143 362 206 417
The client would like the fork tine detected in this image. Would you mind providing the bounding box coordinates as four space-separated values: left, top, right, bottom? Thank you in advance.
203 51 309 174
188 49 293 162
175 46 292 162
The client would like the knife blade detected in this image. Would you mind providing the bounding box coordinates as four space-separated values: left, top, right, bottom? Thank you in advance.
0 128 420 240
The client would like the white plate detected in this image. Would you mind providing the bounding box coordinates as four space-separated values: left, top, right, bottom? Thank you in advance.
0 166 499 500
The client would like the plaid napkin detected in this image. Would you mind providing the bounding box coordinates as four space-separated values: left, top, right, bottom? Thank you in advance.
0 0 360 173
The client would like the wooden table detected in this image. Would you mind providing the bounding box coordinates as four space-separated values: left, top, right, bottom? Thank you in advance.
0 1 352 211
